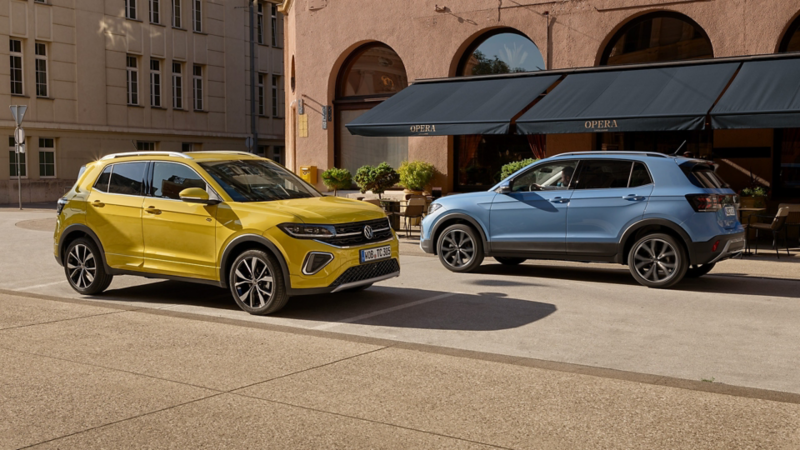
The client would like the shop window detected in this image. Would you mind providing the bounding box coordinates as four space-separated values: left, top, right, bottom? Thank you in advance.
774 16 800 196
335 43 409 178
600 12 713 66
453 29 544 191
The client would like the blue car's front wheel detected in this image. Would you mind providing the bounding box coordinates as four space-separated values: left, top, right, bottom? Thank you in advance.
437 224 484 273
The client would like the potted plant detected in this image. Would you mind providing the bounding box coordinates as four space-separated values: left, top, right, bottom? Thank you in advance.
739 186 768 208
354 162 399 199
321 167 352 196
397 161 436 195
500 158 538 180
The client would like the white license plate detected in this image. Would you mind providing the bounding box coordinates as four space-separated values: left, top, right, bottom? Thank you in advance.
361 246 391 264
724 205 736 216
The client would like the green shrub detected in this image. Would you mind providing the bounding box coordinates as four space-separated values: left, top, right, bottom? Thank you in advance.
321 167 352 195
500 158 538 180
354 163 400 198
397 161 436 192
741 186 768 197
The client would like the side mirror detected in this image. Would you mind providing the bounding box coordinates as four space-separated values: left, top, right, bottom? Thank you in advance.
179 188 219 205
497 185 511 194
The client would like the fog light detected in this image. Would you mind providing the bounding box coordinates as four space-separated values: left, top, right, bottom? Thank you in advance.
711 240 720 252
302 252 333 275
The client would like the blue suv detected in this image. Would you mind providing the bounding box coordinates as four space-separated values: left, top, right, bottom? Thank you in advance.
421 152 745 288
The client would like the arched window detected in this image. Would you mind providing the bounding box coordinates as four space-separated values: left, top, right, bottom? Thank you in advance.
454 29 545 191
335 43 408 177
600 12 713 66
598 12 714 158
779 14 800 53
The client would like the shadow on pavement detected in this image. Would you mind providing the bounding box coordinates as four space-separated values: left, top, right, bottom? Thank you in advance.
97 280 237 310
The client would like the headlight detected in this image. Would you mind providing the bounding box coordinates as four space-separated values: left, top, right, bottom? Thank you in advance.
57 197 69 215
428 203 443 215
278 223 336 239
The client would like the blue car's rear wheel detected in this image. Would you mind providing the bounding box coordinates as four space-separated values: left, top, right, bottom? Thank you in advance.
628 233 688 288
437 224 484 273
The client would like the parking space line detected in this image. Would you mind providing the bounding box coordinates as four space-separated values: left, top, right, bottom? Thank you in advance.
14 280 67 291
312 292 460 330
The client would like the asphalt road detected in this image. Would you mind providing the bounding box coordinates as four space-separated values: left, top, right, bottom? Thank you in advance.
4 207 800 396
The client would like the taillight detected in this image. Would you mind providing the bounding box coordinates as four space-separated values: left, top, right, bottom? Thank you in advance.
686 194 722 212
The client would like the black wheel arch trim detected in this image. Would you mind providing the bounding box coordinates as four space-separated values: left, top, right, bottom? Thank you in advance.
430 213 490 254
219 234 291 290
618 219 696 264
57 224 112 272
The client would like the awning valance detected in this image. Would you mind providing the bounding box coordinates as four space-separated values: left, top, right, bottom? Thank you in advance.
711 58 800 129
515 62 741 134
345 74 562 137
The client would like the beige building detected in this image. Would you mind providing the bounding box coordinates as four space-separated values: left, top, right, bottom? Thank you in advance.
1 0 286 204
280 0 800 200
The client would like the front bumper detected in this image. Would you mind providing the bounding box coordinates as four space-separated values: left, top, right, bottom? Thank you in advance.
691 231 745 265
420 238 434 254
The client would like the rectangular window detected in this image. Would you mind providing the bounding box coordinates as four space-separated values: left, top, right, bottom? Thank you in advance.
9 137 27 178
39 138 56 178
574 160 632 190
127 56 139 105
10 39 23 95
172 0 181 27
149 0 160 24
258 74 265 116
271 75 280 117
172 62 183 109
193 65 203 111
136 141 156 151
257 3 264 45
181 142 201 152
270 3 278 47
192 0 202 32
125 0 138 20
35 42 48 98
272 146 284 165
150 59 161 107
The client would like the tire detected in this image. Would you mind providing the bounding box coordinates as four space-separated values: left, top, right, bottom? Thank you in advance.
229 249 289 315
685 263 715 278
64 237 113 295
436 224 484 273
494 257 527 266
628 233 688 288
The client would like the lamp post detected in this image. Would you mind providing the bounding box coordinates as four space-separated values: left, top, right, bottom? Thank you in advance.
10 105 27 210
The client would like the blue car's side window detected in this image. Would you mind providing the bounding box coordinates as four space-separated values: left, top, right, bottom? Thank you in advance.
511 162 578 192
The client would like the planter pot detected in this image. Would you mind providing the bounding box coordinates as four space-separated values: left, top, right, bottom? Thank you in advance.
740 196 766 209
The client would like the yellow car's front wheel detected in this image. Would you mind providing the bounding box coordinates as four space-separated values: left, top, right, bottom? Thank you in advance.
229 249 289 315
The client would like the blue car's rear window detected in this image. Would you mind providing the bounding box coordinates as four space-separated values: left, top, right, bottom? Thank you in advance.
680 162 728 189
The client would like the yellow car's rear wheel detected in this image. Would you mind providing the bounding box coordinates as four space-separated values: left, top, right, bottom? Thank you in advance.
229 249 288 315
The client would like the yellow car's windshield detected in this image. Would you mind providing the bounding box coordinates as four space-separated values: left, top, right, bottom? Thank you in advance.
200 160 320 202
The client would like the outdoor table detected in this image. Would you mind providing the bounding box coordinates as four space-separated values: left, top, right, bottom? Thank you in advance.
739 207 767 255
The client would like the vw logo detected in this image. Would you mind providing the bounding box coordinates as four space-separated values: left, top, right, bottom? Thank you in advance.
363 225 374 239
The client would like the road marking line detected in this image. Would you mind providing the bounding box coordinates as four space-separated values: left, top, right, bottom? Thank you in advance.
312 292 460 330
15 280 67 291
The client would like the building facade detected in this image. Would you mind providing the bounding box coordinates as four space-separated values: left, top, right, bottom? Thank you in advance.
1 0 286 204
281 0 800 200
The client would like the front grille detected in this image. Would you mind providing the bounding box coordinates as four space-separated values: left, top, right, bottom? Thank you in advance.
319 218 393 247
330 258 400 288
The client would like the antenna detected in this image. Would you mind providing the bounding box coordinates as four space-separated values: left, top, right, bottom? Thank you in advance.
671 140 687 156
130 140 138 151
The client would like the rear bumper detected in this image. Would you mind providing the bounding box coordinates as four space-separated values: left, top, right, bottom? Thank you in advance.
691 232 745 265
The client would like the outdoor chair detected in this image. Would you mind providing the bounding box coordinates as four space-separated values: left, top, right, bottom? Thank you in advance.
745 206 791 258
778 203 800 247
396 197 426 238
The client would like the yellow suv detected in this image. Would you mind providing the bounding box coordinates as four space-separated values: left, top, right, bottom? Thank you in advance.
54 151 399 315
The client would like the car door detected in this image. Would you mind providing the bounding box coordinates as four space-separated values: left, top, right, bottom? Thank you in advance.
141 161 219 280
85 162 147 269
489 160 578 254
566 160 654 257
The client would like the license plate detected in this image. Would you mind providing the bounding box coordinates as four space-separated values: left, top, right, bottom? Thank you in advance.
724 205 735 217
361 246 391 264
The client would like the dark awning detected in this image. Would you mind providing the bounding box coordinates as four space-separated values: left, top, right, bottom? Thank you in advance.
516 62 741 134
711 58 800 129
345 74 562 137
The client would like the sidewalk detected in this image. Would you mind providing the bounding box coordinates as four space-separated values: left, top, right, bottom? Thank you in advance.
1 290 799 449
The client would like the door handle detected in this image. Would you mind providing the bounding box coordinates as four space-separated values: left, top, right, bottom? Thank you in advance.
550 197 570 204
623 195 646 201
145 206 161 215
91 200 105 207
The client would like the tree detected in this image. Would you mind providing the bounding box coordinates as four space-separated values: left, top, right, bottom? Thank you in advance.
354 163 400 199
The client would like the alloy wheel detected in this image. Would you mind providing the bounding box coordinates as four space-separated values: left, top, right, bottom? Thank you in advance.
233 256 274 309
441 229 475 268
67 244 96 289
632 238 678 283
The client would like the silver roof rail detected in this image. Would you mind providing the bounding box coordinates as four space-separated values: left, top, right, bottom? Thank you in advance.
187 151 257 156
551 151 668 158
100 151 193 160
